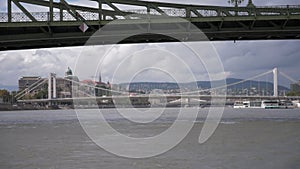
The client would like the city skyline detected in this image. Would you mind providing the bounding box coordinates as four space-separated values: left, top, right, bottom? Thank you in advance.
13 67 293 99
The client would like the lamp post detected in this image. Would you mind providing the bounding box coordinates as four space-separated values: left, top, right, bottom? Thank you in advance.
228 0 244 16
228 0 244 8
247 0 255 8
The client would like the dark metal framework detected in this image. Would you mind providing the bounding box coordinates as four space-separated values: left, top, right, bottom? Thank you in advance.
0 0 300 50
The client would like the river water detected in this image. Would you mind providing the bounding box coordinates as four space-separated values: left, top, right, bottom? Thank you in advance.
0 108 299 169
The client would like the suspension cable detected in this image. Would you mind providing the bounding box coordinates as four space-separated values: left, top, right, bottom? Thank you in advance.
15 78 45 98
16 79 47 100
180 69 274 95
64 69 274 96
279 71 298 83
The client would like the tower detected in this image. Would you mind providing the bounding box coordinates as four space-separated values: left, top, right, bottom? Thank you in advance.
48 73 52 99
48 73 57 99
99 72 102 83
273 67 278 97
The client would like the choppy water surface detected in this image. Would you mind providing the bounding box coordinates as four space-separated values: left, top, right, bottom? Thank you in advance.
0 108 299 169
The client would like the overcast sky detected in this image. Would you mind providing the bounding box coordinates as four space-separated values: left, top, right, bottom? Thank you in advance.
0 0 300 88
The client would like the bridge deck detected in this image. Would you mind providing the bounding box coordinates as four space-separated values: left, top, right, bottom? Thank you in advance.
17 95 300 104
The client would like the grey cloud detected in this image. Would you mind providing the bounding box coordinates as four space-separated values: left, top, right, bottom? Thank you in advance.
0 0 7 12
213 40 300 86
75 43 214 83
0 48 79 86
1 39 299 87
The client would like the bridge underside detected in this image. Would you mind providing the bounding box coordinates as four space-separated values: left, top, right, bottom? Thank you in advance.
1 0 300 51
1 21 300 51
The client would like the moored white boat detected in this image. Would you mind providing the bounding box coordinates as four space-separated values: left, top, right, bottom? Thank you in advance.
261 100 294 109
278 100 294 109
234 100 294 109
261 100 280 109
233 101 250 108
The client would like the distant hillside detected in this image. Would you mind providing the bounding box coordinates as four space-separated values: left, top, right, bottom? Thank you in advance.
196 78 289 91
119 78 289 92
0 78 289 93
0 84 18 92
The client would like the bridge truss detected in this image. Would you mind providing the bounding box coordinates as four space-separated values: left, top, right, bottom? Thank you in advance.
1 0 300 50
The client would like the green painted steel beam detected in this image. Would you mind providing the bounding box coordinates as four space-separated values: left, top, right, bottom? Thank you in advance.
1 14 299 27
17 0 133 18
1 0 300 51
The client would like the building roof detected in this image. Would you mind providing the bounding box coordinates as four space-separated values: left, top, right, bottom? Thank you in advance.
20 76 41 80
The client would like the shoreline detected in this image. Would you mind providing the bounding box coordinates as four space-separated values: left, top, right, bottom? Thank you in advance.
1 105 299 111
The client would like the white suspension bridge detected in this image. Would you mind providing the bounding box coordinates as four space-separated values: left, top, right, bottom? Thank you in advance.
16 68 300 106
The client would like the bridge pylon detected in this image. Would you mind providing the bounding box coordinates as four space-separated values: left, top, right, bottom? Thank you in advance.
48 73 57 100
273 68 278 97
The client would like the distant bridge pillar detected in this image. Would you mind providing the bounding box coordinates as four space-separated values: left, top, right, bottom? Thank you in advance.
273 67 278 97
48 73 57 99
53 74 57 99
48 73 52 99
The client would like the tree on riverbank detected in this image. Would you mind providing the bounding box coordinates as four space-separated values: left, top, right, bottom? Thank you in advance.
0 89 11 103
287 91 300 96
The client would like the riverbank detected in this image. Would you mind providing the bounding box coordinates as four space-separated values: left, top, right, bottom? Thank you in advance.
0 103 59 111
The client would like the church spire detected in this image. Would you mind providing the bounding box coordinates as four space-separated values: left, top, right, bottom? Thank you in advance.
99 72 102 83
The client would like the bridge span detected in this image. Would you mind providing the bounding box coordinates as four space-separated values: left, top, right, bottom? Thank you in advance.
16 68 300 106
1 0 300 51
17 95 300 105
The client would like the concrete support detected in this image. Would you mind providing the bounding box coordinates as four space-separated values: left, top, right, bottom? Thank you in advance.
273 67 278 97
48 73 52 99
48 73 57 99
53 74 57 98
